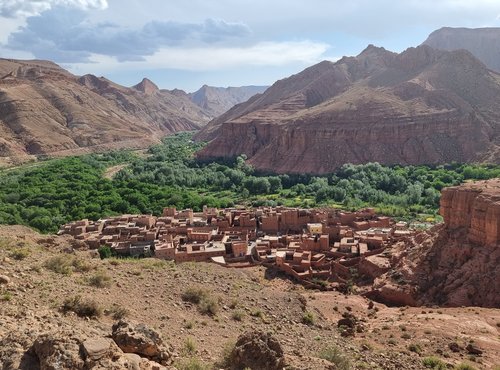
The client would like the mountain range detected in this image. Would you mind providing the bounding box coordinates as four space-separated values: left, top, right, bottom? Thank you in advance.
196 44 500 173
0 58 265 161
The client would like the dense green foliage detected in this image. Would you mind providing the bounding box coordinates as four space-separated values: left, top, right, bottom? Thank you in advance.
0 132 499 233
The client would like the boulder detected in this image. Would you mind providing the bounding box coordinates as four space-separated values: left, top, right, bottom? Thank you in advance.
32 333 85 370
111 320 172 365
227 331 285 370
82 338 114 361
0 275 10 284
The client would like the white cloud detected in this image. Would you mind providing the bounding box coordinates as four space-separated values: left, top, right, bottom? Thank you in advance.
0 0 107 18
66 40 332 74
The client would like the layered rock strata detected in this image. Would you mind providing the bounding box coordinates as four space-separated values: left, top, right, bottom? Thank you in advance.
196 45 500 173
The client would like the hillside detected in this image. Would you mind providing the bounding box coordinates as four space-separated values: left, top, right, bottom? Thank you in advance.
0 59 211 161
423 27 500 72
196 45 500 174
189 85 268 118
0 225 498 369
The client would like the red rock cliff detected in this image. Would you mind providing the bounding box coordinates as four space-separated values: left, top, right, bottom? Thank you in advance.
440 179 500 245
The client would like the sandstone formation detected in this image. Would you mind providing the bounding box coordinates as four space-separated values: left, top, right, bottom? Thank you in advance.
0 58 211 160
370 180 500 308
188 85 268 118
440 179 500 245
423 27 500 72
196 45 500 174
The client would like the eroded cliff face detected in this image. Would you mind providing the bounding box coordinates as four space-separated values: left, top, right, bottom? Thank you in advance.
440 180 500 245
371 180 500 308
196 45 500 173
199 112 490 174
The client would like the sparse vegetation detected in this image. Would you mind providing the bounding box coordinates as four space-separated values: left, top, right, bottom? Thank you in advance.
231 310 245 321
214 341 236 369
182 287 208 304
198 295 219 316
61 295 101 318
175 357 210 370
454 363 476 370
408 343 422 353
318 345 351 370
9 247 30 260
250 309 264 319
107 304 128 320
184 337 197 356
87 271 112 288
44 255 92 275
1 291 12 301
422 356 447 369
302 311 315 325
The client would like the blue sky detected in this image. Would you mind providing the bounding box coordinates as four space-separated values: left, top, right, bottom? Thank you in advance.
1 0 500 92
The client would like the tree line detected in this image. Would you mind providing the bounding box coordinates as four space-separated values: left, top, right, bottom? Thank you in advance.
0 132 498 233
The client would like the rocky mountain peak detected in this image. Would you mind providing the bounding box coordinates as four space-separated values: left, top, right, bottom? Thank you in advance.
132 77 159 95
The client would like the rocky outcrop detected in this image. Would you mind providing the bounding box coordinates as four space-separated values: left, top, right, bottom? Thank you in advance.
0 321 169 370
370 180 500 308
227 331 285 370
0 58 211 159
423 27 500 72
196 45 500 174
440 179 500 245
111 320 172 365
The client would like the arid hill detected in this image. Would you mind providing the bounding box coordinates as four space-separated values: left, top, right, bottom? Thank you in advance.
1 224 498 369
423 27 500 72
188 85 268 118
196 45 500 174
0 59 211 160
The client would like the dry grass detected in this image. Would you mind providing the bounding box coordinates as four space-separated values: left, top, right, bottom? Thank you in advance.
61 295 102 318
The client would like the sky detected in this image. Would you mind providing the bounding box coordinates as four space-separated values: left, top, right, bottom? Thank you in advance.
1 0 500 92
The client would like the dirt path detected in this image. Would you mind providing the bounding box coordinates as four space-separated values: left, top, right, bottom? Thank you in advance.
103 164 128 179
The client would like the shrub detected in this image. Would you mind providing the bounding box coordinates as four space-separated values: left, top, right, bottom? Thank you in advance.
408 343 422 353
44 255 73 275
198 296 218 316
108 305 128 320
10 248 30 260
250 309 263 319
401 332 412 340
422 356 447 369
214 341 236 369
231 310 245 321
175 357 210 370
184 337 196 356
318 346 351 370
182 287 208 304
87 271 112 288
61 295 101 318
98 245 113 259
1 291 12 301
302 311 315 325
44 255 92 275
454 364 476 370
